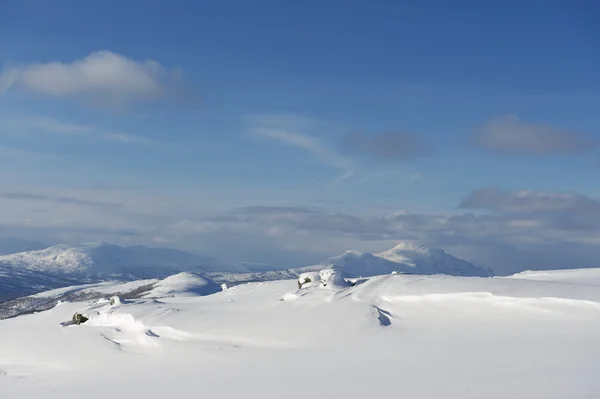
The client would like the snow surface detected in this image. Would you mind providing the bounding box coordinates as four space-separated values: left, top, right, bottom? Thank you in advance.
1 268 599 398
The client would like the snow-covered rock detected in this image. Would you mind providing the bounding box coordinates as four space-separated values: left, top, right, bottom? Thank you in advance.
319 269 349 288
296 269 349 289
297 271 320 288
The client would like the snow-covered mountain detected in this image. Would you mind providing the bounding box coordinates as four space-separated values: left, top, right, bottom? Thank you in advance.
304 240 492 277
0 242 247 301
0 242 246 277
204 241 491 287
0 240 488 303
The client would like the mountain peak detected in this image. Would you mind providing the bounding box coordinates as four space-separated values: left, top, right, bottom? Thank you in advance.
389 240 431 252
318 241 490 278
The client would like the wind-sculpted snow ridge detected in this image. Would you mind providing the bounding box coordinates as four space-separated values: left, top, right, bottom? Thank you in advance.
1 268 599 398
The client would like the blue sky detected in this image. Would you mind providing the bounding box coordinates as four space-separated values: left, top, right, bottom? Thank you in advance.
0 1 599 272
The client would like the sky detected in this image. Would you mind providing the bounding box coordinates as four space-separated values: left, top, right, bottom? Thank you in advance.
0 0 598 273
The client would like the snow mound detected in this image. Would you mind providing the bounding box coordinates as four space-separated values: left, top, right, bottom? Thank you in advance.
143 272 221 298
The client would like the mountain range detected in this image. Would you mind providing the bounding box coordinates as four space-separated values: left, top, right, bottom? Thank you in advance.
205 240 492 286
0 240 491 302
0 242 246 301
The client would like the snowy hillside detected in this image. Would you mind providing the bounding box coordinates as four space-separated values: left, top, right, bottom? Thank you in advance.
303 240 491 277
0 242 246 302
0 272 221 320
0 263 87 303
1 268 599 398
0 242 247 277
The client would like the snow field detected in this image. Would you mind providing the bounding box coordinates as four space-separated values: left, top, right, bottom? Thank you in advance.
0 269 599 398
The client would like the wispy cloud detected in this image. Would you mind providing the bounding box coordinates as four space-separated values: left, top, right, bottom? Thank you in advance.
0 115 162 146
248 128 355 179
0 144 56 160
472 115 595 155
0 190 123 210
0 51 182 106
100 132 156 145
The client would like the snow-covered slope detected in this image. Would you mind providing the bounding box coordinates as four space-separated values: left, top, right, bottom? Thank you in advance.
0 272 220 320
0 242 247 277
0 242 246 302
303 240 491 277
0 263 87 303
1 268 599 398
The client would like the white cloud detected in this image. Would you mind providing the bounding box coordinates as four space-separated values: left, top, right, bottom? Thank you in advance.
4 185 600 273
0 51 180 104
249 128 355 179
